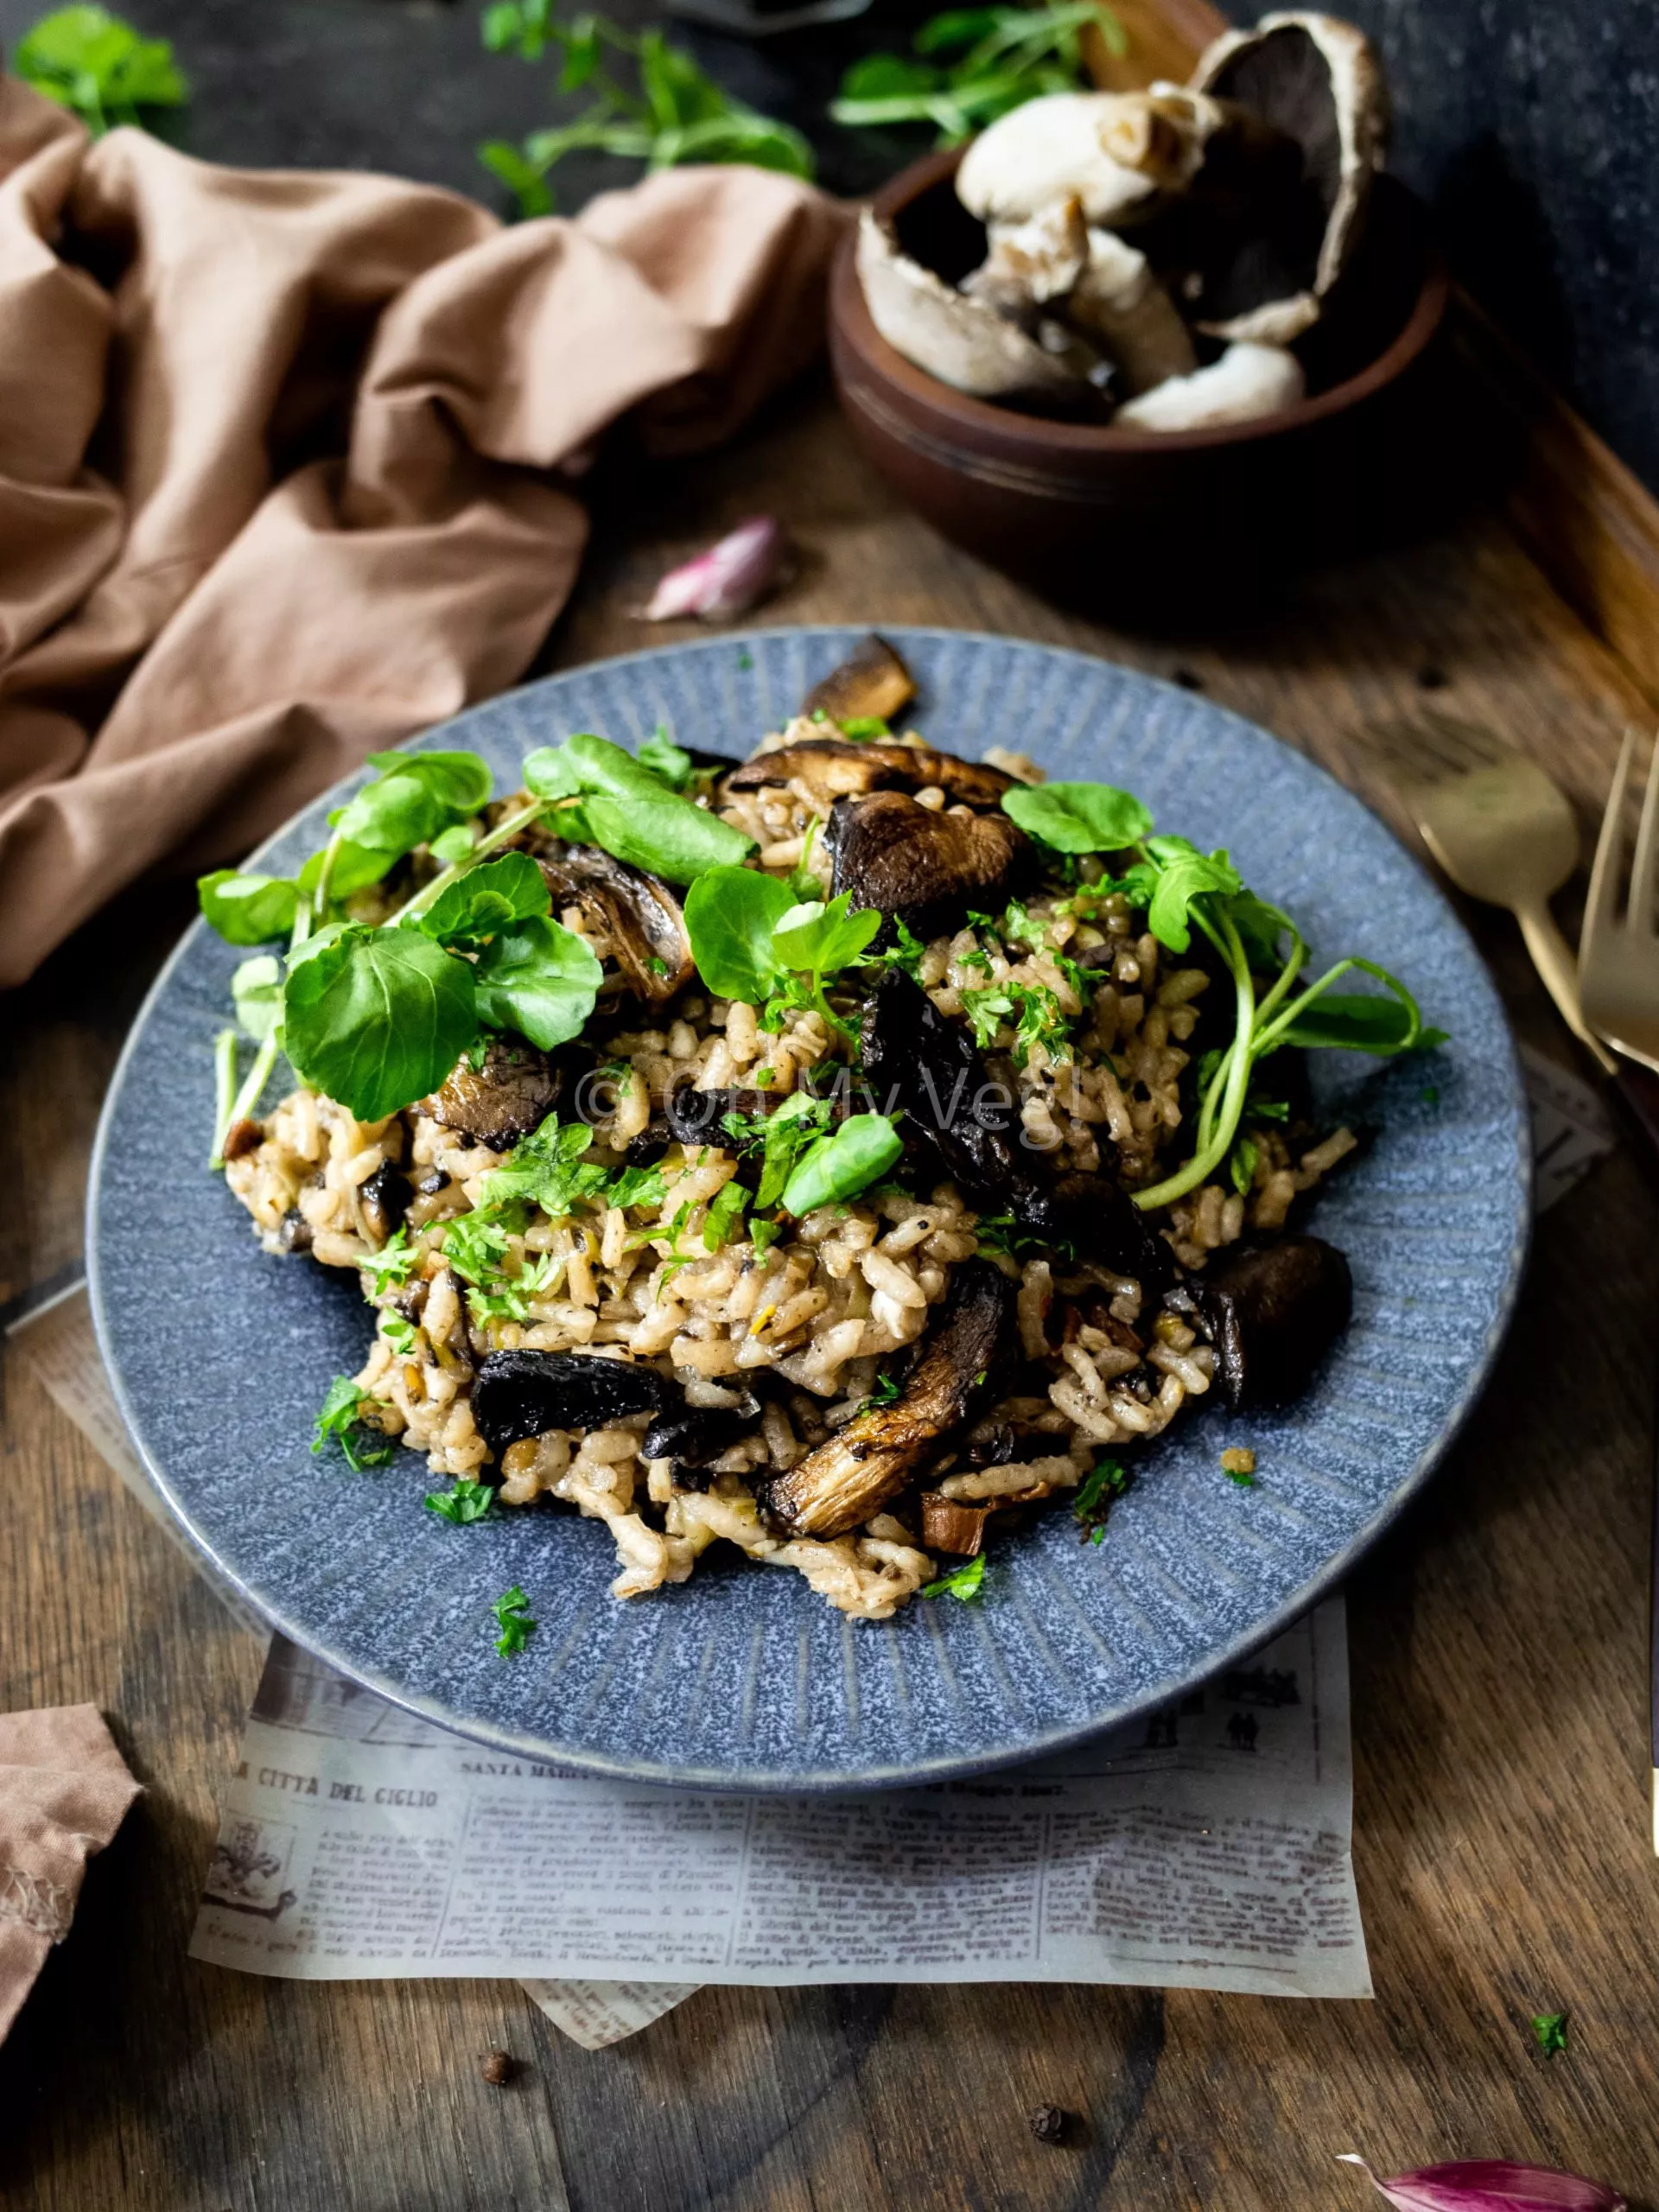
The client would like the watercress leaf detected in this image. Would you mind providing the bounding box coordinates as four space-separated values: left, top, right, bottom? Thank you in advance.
1143 847 1241 954
429 823 480 867
198 868 299 945
1230 1135 1259 1197
838 50 941 99
1001 779 1154 854
771 891 882 979
478 138 555 219
780 1111 904 1217
16 6 187 132
415 851 550 948
921 1553 986 1601
283 925 478 1121
638 726 695 791
297 840 396 900
473 915 603 1050
683 865 797 1001
522 744 589 800
331 772 455 858
563 728 681 799
365 749 493 815
231 955 283 1042
1272 989 1440 1057
580 790 755 886
702 1179 748 1252
1227 890 1295 968
915 7 1004 50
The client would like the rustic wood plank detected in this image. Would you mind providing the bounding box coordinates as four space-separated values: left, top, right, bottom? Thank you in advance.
5 376 1659 2211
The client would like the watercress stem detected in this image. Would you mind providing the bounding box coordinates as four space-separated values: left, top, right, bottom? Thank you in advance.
1133 914 1255 1211
207 1028 240 1169
388 798 551 926
310 828 345 920
212 860 318 1170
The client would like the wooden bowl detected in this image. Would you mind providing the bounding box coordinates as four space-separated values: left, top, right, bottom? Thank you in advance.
830 149 1451 601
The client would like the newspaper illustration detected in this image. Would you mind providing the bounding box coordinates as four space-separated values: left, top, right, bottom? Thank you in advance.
184 1600 1367 1999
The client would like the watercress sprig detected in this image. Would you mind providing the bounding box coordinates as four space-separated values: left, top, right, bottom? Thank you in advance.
998 780 1446 1211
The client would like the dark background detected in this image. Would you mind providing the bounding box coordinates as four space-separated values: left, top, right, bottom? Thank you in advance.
2 0 1656 489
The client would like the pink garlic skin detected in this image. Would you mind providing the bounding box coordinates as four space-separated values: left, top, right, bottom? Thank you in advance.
643 517 788 622
1340 2155 1627 2212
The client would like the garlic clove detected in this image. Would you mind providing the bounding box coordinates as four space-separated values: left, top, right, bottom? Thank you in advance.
1339 2153 1629 2211
642 517 789 623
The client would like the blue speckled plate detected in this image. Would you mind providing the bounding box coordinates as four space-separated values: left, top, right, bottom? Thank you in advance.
88 629 1529 1789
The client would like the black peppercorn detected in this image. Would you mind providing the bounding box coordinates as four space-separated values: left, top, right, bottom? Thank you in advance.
1029 2104 1069 2145
481 2050 515 2086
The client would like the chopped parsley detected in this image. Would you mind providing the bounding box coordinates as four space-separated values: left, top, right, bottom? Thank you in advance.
839 715 890 739
860 1369 902 1413
426 1478 496 1524
381 1315 417 1355
357 1227 421 1291
1230 1135 1259 1197
311 1376 396 1471
443 1211 515 1287
1073 1457 1130 1544
492 1584 537 1656
877 916 927 980
702 1179 749 1252
1532 2012 1568 2058
921 1553 986 1602
466 1250 559 1324
748 1216 784 1259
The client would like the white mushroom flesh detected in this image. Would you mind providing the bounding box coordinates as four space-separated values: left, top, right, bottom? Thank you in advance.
855 209 1091 404
956 91 1217 228
1113 341 1305 431
963 195 1090 321
1068 226 1198 396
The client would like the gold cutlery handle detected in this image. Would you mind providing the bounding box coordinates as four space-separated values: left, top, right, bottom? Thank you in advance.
1514 897 1618 1075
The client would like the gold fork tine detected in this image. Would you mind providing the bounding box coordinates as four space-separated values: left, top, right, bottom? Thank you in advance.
1583 725 1638 961
1628 728 1659 941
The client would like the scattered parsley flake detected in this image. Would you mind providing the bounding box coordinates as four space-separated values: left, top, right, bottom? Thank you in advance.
1532 2012 1568 2058
381 1315 417 1356
921 1553 986 1603
426 1478 496 1525
702 1179 748 1252
492 1584 537 1656
1073 1457 1130 1543
310 1376 396 1471
736 649 753 671
358 1228 421 1291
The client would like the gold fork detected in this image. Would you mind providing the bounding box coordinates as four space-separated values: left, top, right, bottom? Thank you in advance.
1376 711 1615 1073
1580 727 1659 1075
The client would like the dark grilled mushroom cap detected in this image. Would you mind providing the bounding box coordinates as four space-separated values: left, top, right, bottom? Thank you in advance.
471 1351 681 1459
1184 11 1391 345
419 1038 561 1152
1173 1233 1351 1410
862 970 1171 1287
727 739 1013 814
800 634 918 727
640 1392 762 1468
766 1259 1014 1537
664 1084 785 1147
358 1160 411 1247
830 792 1035 938
535 842 694 1005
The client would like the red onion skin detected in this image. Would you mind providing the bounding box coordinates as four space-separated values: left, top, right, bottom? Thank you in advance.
1342 2156 1627 2212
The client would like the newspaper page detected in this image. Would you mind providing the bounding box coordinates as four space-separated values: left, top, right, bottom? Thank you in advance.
184 1602 1366 1999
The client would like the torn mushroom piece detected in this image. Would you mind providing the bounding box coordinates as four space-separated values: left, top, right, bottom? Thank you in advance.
1065 226 1198 397
1114 341 1305 431
766 1261 1014 1538
963 194 1090 323
471 1351 680 1460
829 791 1035 938
919 1492 994 1558
418 1037 561 1152
664 1083 789 1146
640 1391 763 1472
533 841 694 1006
1185 10 1392 344
725 737 1013 815
856 210 1096 406
1166 1233 1352 1411
799 632 918 728
956 87 1297 232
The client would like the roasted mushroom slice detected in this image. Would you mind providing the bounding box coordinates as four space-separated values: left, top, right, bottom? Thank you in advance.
726 738 1013 814
664 1083 785 1146
640 1391 763 1469
919 1493 994 1557
419 1038 561 1152
1170 1233 1352 1410
861 971 1171 1287
800 632 918 728
856 212 1096 407
535 841 694 1005
357 1160 411 1246
766 1261 1014 1537
471 1351 680 1459
830 792 1034 938
1185 10 1391 344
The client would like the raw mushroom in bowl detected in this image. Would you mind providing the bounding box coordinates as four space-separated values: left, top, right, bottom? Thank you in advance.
855 10 1391 433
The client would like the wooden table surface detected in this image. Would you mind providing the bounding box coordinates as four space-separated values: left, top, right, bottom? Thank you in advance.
4 368 1659 2212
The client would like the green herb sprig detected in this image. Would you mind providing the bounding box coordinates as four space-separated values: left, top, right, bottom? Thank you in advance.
492 1584 538 1656
478 4 812 219
830 1 1123 148
311 1377 397 1472
998 779 1446 1211
921 1553 986 1602
14 3 187 135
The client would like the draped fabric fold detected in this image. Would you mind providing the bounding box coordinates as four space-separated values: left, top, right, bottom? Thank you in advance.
0 78 849 984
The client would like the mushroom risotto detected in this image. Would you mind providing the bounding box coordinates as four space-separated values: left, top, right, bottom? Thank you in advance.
204 636 1439 1622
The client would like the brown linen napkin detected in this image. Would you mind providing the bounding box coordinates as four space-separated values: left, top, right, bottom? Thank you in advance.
0 1703 142 2043
0 78 850 986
